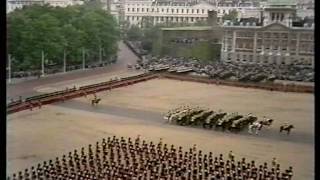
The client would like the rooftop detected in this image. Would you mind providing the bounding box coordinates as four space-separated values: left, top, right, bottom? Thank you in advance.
267 0 297 6
161 26 212 31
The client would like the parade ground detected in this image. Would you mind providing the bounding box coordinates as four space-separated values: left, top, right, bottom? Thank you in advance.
7 78 314 180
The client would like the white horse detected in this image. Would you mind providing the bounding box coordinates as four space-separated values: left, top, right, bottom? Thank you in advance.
248 122 262 135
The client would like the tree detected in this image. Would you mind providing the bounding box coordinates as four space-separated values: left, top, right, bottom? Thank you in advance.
222 10 238 22
126 25 143 41
7 3 119 71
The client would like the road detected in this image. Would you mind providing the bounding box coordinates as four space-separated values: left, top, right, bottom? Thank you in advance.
6 41 139 100
57 99 313 145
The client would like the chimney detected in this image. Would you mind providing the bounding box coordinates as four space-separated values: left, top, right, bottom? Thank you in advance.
207 10 218 26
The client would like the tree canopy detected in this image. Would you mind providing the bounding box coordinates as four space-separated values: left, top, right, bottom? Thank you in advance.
222 10 238 22
7 2 119 71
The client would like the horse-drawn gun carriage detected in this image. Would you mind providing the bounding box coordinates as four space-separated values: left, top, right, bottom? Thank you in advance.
215 113 243 130
164 106 285 135
229 114 258 132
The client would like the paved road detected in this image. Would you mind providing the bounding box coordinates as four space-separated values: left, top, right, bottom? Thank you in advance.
56 99 314 145
6 41 139 100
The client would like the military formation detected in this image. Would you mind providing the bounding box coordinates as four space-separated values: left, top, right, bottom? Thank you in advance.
137 56 314 83
165 106 273 133
8 136 294 180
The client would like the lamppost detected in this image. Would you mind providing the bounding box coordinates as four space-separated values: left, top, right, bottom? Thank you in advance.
41 50 45 77
82 48 86 70
8 54 11 84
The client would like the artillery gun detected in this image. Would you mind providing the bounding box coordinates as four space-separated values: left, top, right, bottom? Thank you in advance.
165 106 192 121
189 110 214 126
202 111 227 129
177 108 204 126
216 113 243 130
168 109 190 124
229 114 258 132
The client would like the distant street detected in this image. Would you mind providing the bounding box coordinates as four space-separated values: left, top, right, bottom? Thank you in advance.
6 41 140 100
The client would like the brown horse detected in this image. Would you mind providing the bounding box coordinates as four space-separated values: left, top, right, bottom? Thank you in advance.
91 98 101 106
280 125 294 135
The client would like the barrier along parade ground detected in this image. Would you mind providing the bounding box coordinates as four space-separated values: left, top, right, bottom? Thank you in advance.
7 72 314 180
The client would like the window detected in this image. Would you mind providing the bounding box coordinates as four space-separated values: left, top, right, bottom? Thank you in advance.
271 13 275 21
191 17 194 22
162 8 164 12
157 8 159 12
127 16 129 21
182 9 184 13
192 9 194 13
202 9 204 14
172 9 174 13
137 8 139 12
197 9 199 13
132 8 134 12
147 8 149 12
223 10 225 13
167 8 169 13
176 9 179 13
128 8 130 12
161 17 164 21
280 13 284 21
187 9 189 13
142 8 144 12
152 8 154 12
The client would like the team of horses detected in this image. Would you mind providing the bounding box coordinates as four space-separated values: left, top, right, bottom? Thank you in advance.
165 106 294 135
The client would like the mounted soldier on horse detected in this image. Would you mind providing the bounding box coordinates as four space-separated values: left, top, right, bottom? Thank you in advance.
91 94 101 106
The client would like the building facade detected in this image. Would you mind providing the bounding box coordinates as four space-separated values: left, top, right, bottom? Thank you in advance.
123 0 262 27
221 0 314 67
7 0 83 13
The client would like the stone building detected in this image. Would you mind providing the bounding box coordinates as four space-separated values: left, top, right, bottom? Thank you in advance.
221 0 314 67
6 0 84 13
155 11 223 61
123 0 262 27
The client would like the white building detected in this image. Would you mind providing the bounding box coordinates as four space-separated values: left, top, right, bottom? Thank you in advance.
7 0 84 13
221 0 314 67
123 0 262 27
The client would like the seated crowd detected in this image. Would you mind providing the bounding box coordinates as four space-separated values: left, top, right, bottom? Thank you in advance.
8 136 293 180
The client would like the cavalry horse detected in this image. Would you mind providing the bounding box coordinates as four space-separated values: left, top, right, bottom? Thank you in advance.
280 124 294 135
258 118 274 130
91 94 101 106
248 122 263 134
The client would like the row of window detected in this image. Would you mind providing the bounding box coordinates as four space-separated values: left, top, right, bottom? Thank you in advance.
127 7 208 14
126 7 235 15
226 53 312 66
271 13 285 22
126 16 206 22
231 32 313 42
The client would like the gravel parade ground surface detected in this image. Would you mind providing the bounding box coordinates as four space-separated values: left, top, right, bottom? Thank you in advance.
7 79 314 180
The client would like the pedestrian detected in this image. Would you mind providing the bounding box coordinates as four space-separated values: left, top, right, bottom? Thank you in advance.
272 158 277 167
248 123 253 134
228 151 234 161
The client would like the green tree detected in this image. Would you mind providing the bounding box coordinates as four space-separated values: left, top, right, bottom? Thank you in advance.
7 2 119 71
222 10 238 22
126 25 143 41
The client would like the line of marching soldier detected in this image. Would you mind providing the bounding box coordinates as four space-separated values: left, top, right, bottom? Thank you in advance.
8 136 293 180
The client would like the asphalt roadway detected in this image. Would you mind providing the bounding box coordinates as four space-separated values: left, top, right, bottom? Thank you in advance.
6 41 139 100
57 99 313 146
